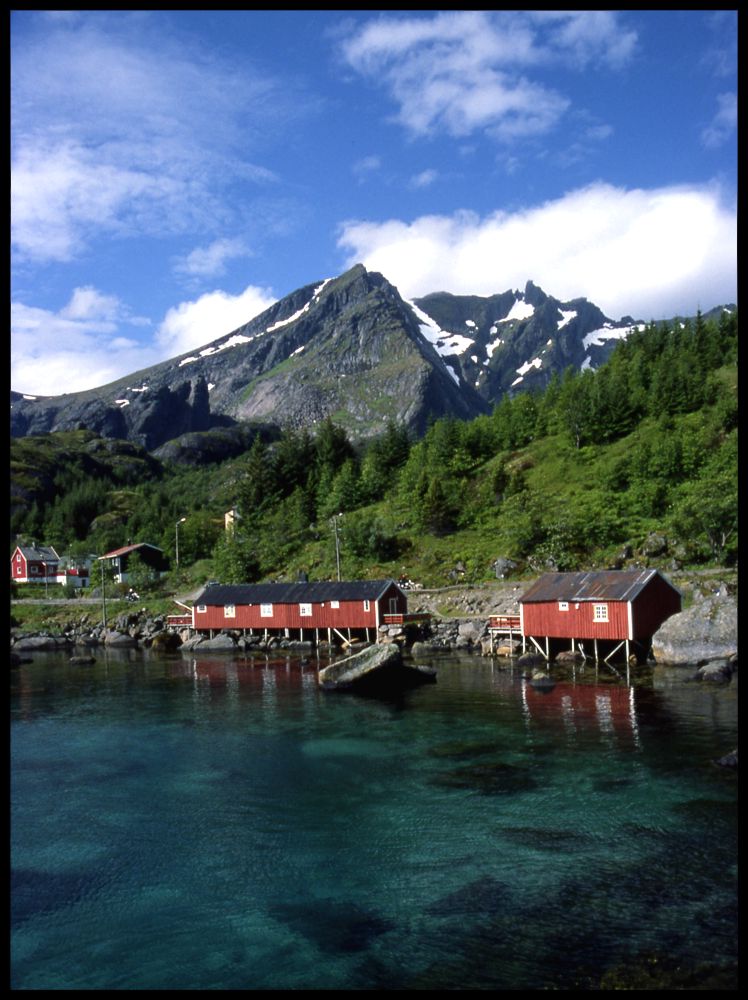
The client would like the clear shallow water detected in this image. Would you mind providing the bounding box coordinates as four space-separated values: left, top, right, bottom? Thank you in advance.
11 650 738 990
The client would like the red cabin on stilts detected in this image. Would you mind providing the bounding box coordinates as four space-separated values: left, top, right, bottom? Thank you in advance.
185 578 411 645
517 569 682 664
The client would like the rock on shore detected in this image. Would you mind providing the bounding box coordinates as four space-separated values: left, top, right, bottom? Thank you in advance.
652 594 737 665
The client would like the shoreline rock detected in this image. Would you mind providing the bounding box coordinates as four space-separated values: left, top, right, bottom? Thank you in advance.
652 595 737 665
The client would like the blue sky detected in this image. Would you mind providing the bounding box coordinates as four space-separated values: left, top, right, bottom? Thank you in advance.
11 9 737 395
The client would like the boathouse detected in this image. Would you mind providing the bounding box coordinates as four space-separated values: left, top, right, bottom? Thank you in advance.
186 579 412 645
516 569 682 664
489 569 682 663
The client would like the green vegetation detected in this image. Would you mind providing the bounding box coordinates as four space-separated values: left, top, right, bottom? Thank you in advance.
10 311 738 591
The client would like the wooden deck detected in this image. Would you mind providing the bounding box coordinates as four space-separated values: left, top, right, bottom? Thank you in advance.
166 614 192 627
488 614 521 631
382 612 431 626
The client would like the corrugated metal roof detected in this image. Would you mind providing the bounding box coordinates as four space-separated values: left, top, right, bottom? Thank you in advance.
192 579 400 607
519 569 677 603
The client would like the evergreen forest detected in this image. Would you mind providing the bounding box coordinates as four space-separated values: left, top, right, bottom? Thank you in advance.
10 310 738 594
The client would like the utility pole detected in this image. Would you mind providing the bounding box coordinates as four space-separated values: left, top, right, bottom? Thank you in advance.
175 517 186 567
333 514 342 581
100 559 107 628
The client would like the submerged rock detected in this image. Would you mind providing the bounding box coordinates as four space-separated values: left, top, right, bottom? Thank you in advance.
319 643 436 691
694 659 734 683
715 749 738 769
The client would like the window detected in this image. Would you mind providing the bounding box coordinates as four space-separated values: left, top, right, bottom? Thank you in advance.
329 600 339 609
299 603 312 617
16 553 21 562
558 601 569 611
593 604 608 622
196 605 206 614
260 603 273 617
363 600 370 612
224 604 236 619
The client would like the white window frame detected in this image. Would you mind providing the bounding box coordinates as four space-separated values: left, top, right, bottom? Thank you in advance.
593 603 608 622
363 599 371 612
558 601 569 611
329 600 340 609
196 604 206 613
260 603 273 618
299 603 312 617
224 604 236 619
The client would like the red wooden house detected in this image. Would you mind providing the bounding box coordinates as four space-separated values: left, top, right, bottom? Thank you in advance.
10 544 60 584
187 579 409 644
517 569 682 663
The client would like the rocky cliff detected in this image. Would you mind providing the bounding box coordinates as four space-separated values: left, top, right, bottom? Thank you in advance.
10 266 487 449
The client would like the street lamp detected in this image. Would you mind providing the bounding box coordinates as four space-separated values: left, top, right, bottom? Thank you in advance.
175 517 186 567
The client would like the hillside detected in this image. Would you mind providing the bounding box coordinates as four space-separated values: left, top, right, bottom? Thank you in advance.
10 306 737 592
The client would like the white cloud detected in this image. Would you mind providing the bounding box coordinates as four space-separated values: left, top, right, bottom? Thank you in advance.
410 169 439 189
11 282 277 395
155 285 277 358
340 10 635 141
11 16 291 264
352 155 382 182
338 181 737 320
174 238 250 279
701 92 737 148
11 290 157 394
59 286 126 322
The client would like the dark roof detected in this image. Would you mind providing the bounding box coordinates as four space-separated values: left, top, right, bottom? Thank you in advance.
192 579 401 607
15 544 59 562
519 569 680 604
99 543 163 560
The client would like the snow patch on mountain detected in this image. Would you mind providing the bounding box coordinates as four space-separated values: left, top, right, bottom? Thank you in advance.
501 298 535 322
408 301 474 357
511 356 543 387
266 278 332 334
557 309 576 329
582 323 642 351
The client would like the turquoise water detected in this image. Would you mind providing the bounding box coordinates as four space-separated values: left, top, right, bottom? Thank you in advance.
11 650 738 990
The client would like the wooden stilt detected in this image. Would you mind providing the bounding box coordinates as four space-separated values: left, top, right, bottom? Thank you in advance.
594 638 599 663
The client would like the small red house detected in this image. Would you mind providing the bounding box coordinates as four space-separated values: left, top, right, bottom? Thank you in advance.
10 544 60 584
189 579 409 644
518 569 681 663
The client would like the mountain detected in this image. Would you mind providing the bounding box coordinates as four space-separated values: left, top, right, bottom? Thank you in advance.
411 280 641 401
10 264 733 451
10 266 487 450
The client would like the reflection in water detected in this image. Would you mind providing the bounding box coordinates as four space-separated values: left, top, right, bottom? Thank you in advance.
10 651 737 990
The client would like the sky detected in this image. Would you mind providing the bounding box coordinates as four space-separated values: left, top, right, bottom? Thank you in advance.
11 9 737 396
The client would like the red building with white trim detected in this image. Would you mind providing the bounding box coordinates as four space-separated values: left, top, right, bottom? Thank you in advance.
187 579 410 644
491 569 682 664
10 544 60 584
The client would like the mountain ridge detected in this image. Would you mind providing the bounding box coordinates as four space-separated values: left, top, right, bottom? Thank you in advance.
11 263 734 450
